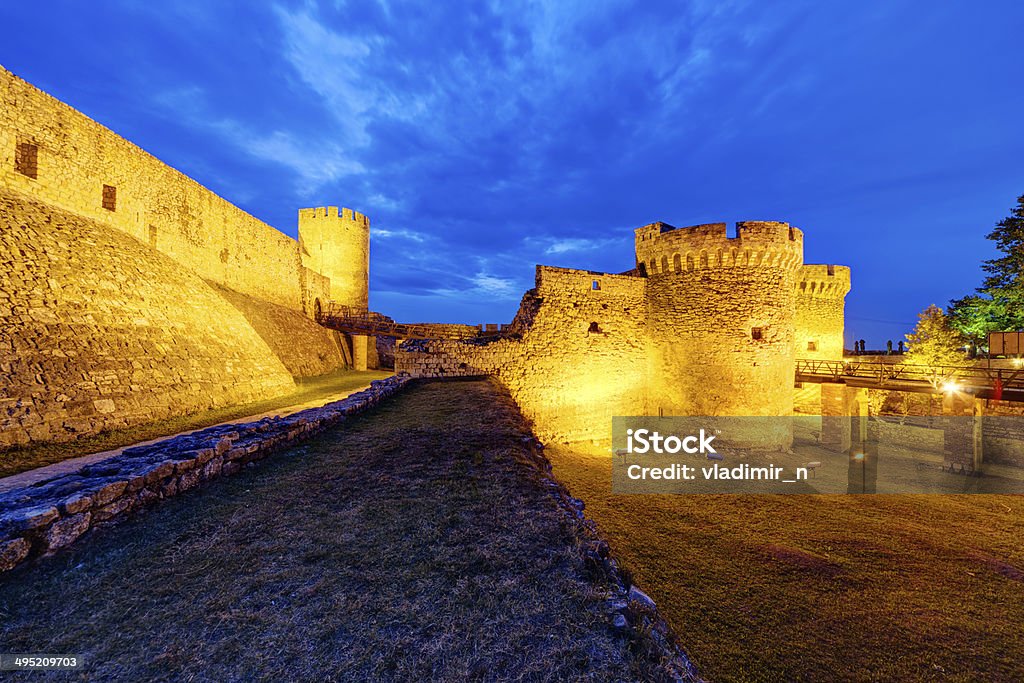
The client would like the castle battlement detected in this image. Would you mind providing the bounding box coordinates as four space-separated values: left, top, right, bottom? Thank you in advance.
635 220 803 276
298 206 370 225
796 264 851 298
635 220 801 244
297 204 370 310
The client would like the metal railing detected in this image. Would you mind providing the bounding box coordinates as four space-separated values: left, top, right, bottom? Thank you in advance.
795 358 1024 395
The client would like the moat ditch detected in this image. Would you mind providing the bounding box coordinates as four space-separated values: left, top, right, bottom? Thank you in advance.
0 379 696 682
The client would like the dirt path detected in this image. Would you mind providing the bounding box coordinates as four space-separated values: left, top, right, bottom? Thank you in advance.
0 376 383 494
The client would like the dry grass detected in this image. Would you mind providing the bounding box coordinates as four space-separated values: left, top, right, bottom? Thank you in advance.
0 369 392 479
0 380 673 682
546 444 1024 682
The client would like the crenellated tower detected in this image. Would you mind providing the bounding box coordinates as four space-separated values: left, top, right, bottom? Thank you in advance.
794 264 851 360
298 206 370 310
636 221 803 445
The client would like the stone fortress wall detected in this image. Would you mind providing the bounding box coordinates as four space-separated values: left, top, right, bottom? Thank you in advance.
0 189 297 448
398 222 849 444
397 266 650 442
0 66 372 451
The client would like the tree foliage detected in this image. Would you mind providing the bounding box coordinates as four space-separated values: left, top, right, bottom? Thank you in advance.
905 304 967 373
948 194 1024 347
946 293 1022 347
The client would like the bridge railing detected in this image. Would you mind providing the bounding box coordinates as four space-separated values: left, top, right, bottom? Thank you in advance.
795 358 1024 392
316 302 485 340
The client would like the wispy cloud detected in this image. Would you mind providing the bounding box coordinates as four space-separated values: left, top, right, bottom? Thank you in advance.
371 227 426 242
534 237 623 256
7 0 1015 338
151 86 365 195
470 273 519 298
226 127 365 195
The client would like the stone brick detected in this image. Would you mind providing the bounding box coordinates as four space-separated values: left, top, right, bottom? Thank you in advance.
59 493 93 515
144 461 175 485
92 497 132 524
0 537 30 571
43 512 91 552
177 470 200 492
202 457 223 479
92 480 128 507
0 504 59 532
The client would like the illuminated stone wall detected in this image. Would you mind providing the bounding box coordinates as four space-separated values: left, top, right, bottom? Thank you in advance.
0 189 296 450
397 266 650 442
401 223 850 445
795 264 850 360
790 264 850 416
0 68 376 451
209 283 348 378
298 207 370 311
0 67 370 319
1 68 302 309
637 222 802 432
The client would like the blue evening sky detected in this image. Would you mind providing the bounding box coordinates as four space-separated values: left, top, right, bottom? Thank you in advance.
2 1 1022 346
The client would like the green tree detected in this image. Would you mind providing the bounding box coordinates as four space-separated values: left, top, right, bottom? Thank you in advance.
947 293 1019 349
948 194 1024 347
905 305 967 388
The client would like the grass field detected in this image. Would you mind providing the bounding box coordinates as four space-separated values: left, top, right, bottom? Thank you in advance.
546 444 1024 682
0 369 392 479
0 380 678 682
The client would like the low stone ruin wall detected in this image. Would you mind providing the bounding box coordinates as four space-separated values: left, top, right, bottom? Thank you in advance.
514 434 701 681
0 375 412 574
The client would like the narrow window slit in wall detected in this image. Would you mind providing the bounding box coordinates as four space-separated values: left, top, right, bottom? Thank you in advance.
588 322 603 334
807 341 817 351
591 280 601 290
102 184 117 211
148 225 158 248
15 142 38 178
751 327 763 340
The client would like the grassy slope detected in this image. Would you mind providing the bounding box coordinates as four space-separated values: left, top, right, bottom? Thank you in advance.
0 380 670 682
546 445 1024 683
0 369 392 478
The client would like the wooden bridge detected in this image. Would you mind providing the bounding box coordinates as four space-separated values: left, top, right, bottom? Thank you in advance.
315 303 511 340
795 358 1024 401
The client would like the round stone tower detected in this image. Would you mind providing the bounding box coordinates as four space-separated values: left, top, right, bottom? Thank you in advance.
635 221 803 446
298 206 370 310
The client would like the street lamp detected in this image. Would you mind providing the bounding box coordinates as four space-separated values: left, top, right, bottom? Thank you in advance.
853 452 865 494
